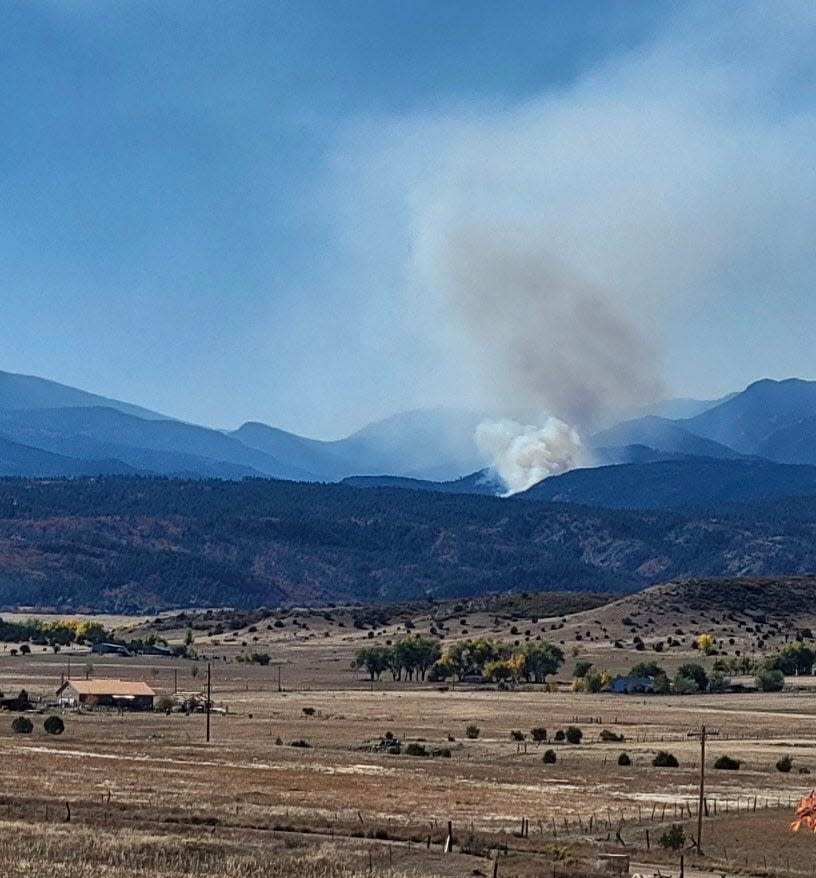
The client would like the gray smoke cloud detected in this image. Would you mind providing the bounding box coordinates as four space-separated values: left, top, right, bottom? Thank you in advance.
414 222 663 431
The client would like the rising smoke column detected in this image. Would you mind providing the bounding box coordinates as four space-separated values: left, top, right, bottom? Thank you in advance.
476 418 591 495
415 222 663 429
413 222 663 492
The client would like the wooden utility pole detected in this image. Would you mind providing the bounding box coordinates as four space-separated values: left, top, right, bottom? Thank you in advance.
173 668 178 694
205 661 212 742
688 724 719 854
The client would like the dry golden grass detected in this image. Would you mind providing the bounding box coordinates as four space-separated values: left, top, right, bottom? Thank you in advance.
0 603 815 876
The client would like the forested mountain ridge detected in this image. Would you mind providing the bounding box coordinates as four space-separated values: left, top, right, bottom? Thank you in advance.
1 476 816 613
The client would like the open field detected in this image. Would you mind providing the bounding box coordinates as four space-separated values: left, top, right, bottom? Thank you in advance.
2 586 816 878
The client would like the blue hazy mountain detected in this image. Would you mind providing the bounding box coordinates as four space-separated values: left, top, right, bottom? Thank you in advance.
590 416 745 460
679 378 816 456
0 406 314 481
9 368 816 496
0 434 137 477
592 379 816 464
0 369 168 420
624 393 736 421
231 408 487 481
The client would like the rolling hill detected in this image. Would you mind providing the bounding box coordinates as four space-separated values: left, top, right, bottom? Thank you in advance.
521 456 816 509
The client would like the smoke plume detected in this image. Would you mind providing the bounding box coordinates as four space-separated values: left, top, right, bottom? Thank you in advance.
414 222 662 491
476 418 591 495
415 223 663 430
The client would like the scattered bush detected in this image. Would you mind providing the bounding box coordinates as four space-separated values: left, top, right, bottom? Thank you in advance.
554 729 565 742
565 726 583 744
465 724 480 739
44 715 64 735
11 716 33 734
617 752 631 766
531 727 548 742
432 747 451 758
154 694 175 712
713 755 741 770
302 707 316 716
543 749 557 764
652 750 679 768
776 755 793 773
600 729 624 742
510 730 526 741
658 824 686 851
574 660 593 678
405 743 428 757
289 739 311 748
756 667 785 692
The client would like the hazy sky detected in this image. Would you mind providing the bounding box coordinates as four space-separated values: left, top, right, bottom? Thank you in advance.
1 1 814 437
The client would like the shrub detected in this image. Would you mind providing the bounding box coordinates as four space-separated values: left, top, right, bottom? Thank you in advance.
289 739 311 748
776 755 793 773
673 675 700 695
11 716 33 734
554 729 565 742
617 752 631 766
574 660 593 678
405 743 428 757
565 726 583 744
600 729 624 742
677 662 708 691
465 724 480 739
543 749 557 764
713 755 741 770
510 730 526 741
44 715 64 735
756 668 785 692
531 727 548 742
154 694 175 712
302 707 316 716
653 750 679 767
658 824 686 851
432 747 451 758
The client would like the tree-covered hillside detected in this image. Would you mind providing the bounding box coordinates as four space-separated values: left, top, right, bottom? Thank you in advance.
0 477 815 612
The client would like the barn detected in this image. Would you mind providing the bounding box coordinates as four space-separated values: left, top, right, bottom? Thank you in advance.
56 679 155 711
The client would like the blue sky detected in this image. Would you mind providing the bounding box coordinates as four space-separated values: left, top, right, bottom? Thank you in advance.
0 1 814 436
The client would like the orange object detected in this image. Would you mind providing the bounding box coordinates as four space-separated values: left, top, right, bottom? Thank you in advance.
791 792 816 833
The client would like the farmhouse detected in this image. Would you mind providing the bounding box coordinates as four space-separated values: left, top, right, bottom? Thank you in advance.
56 679 155 711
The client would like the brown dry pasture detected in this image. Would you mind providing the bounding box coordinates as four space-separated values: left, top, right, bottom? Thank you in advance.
1 581 815 877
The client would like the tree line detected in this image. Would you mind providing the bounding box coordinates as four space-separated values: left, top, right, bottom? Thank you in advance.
353 635 564 683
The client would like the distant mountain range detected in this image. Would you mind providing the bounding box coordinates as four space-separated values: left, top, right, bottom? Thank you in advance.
5 369 816 513
0 369 486 482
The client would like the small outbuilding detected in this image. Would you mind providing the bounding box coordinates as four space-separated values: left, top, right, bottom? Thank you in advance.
91 642 131 656
610 675 653 694
56 678 155 711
